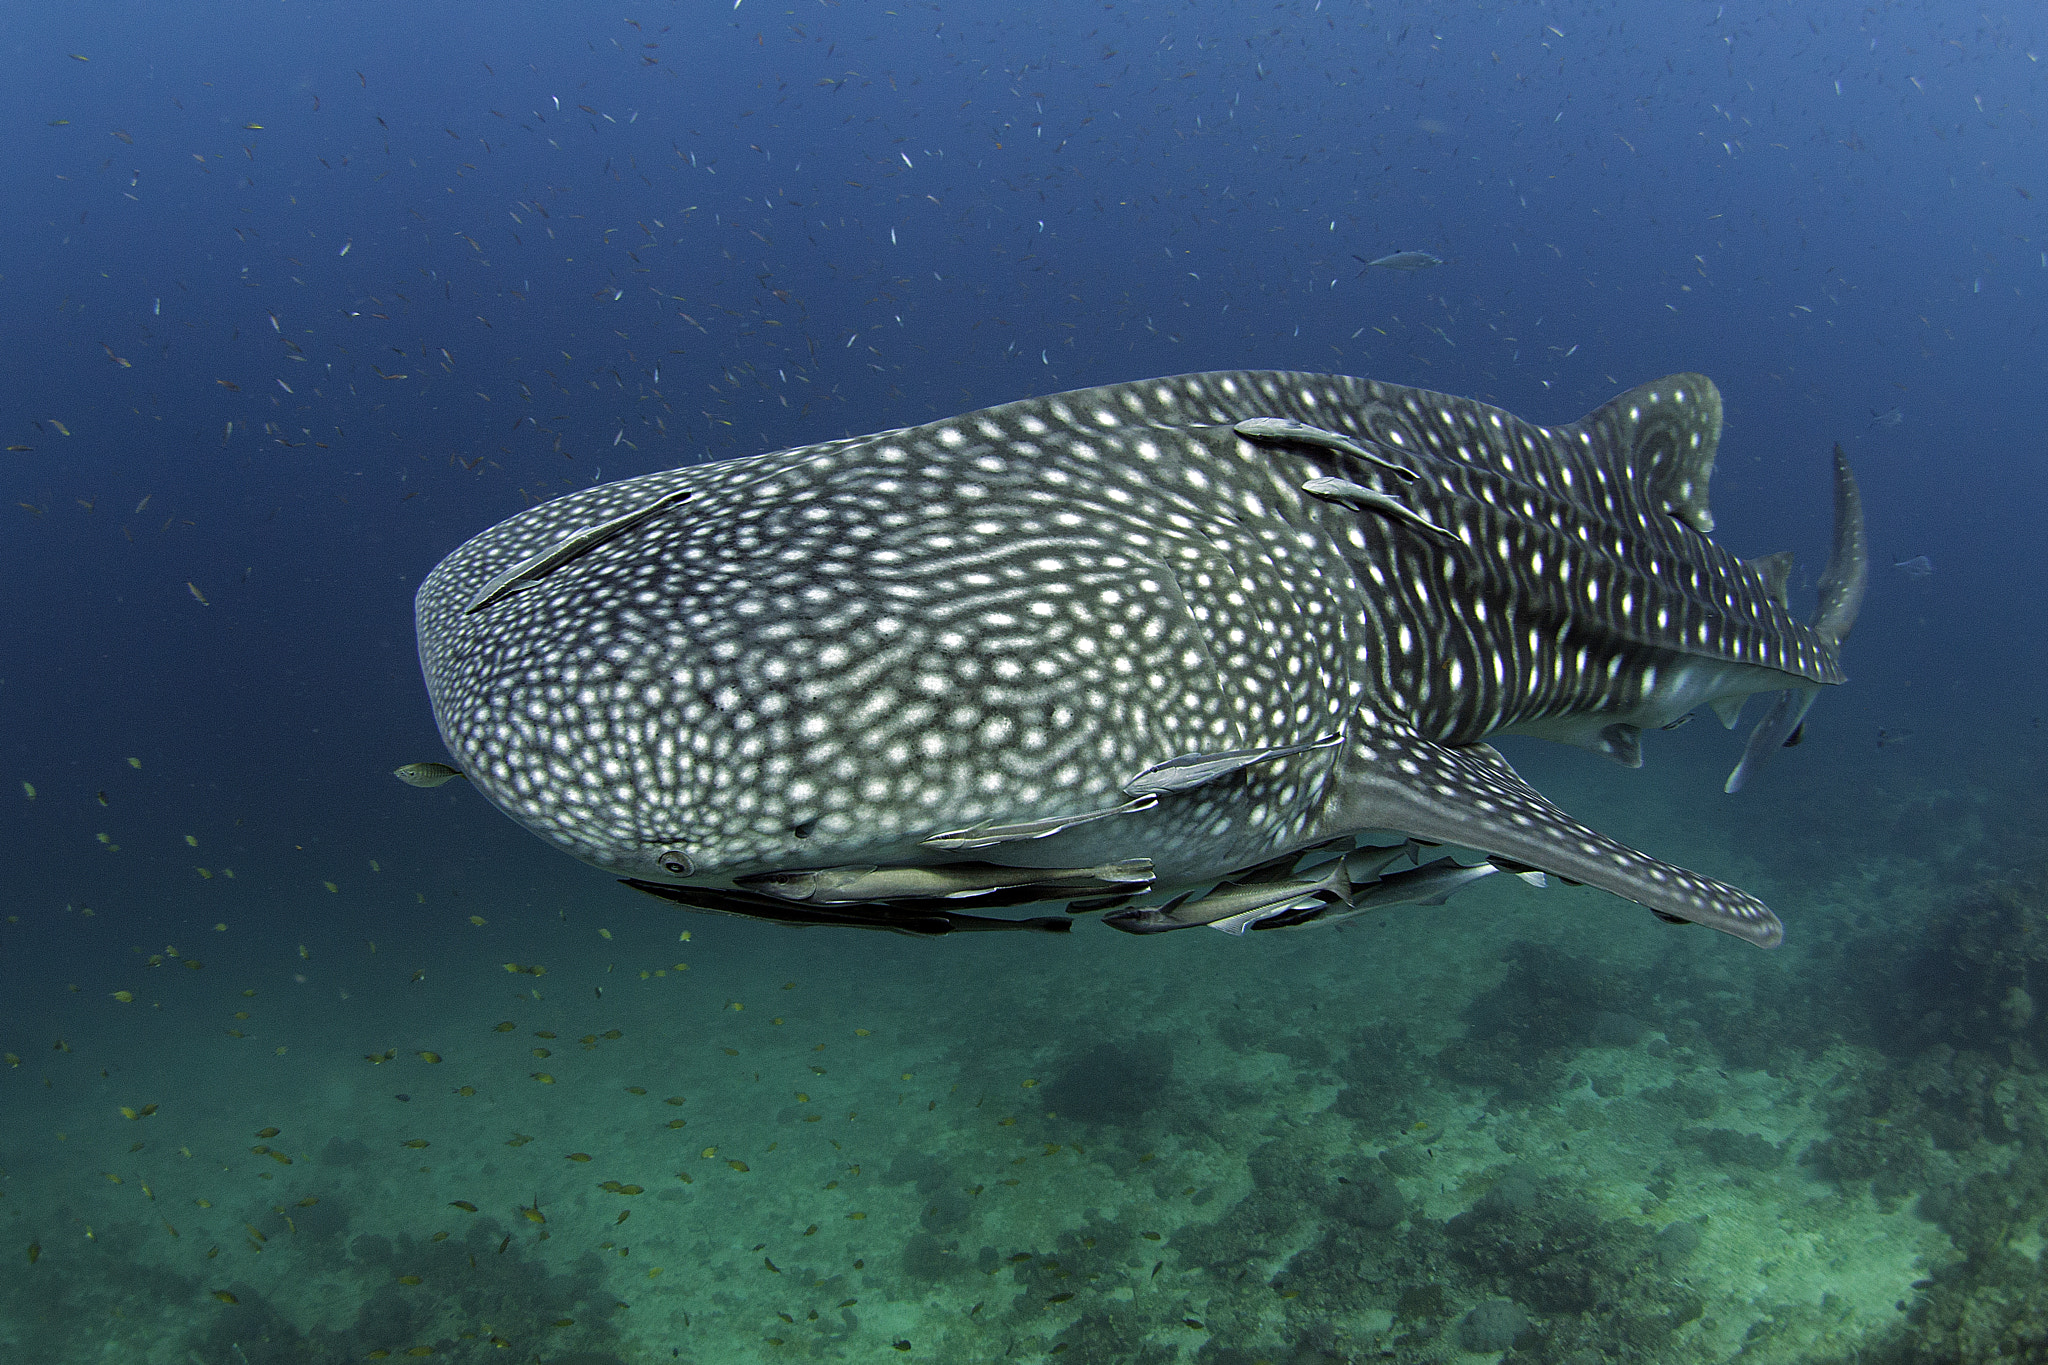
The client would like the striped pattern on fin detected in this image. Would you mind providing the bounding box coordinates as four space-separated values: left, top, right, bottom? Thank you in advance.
1332 724 1782 946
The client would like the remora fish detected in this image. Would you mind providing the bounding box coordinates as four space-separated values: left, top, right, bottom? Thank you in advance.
1104 853 1354 936
739 858 1154 904
1243 853 1551 933
413 370 1864 947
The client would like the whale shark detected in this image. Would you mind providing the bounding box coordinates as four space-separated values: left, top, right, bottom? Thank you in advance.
412 370 1863 946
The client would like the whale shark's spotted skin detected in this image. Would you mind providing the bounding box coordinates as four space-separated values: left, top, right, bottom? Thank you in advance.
415 371 1857 947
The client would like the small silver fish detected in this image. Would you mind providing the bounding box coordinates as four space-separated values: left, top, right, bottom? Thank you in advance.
1891 554 1933 579
1355 251 1444 271
1868 407 1903 428
394 762 466 788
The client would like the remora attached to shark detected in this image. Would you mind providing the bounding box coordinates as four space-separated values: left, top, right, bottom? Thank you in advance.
413 370 1864 946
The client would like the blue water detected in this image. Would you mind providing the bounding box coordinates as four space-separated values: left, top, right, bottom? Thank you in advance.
5 3 2046 1362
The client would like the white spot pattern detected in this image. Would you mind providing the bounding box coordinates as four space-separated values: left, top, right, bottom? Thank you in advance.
417 369 1833 945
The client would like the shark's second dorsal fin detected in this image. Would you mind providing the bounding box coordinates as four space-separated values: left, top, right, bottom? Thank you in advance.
1560 374 1723 534
1745 550 1796 608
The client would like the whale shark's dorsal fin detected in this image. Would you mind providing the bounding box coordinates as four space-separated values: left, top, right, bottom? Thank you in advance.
1558 374 1723 533
1745 551 1796 608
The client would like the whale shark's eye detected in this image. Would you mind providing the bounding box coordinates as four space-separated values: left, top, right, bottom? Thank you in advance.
658 851 693 876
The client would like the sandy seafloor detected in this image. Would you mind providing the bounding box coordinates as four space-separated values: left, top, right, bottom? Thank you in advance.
5 731 2047 1365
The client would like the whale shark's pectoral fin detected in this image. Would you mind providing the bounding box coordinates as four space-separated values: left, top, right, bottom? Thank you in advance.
1329 724 1783 946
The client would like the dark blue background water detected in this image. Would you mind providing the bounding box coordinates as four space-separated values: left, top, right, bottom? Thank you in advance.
4 0 2043 1105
